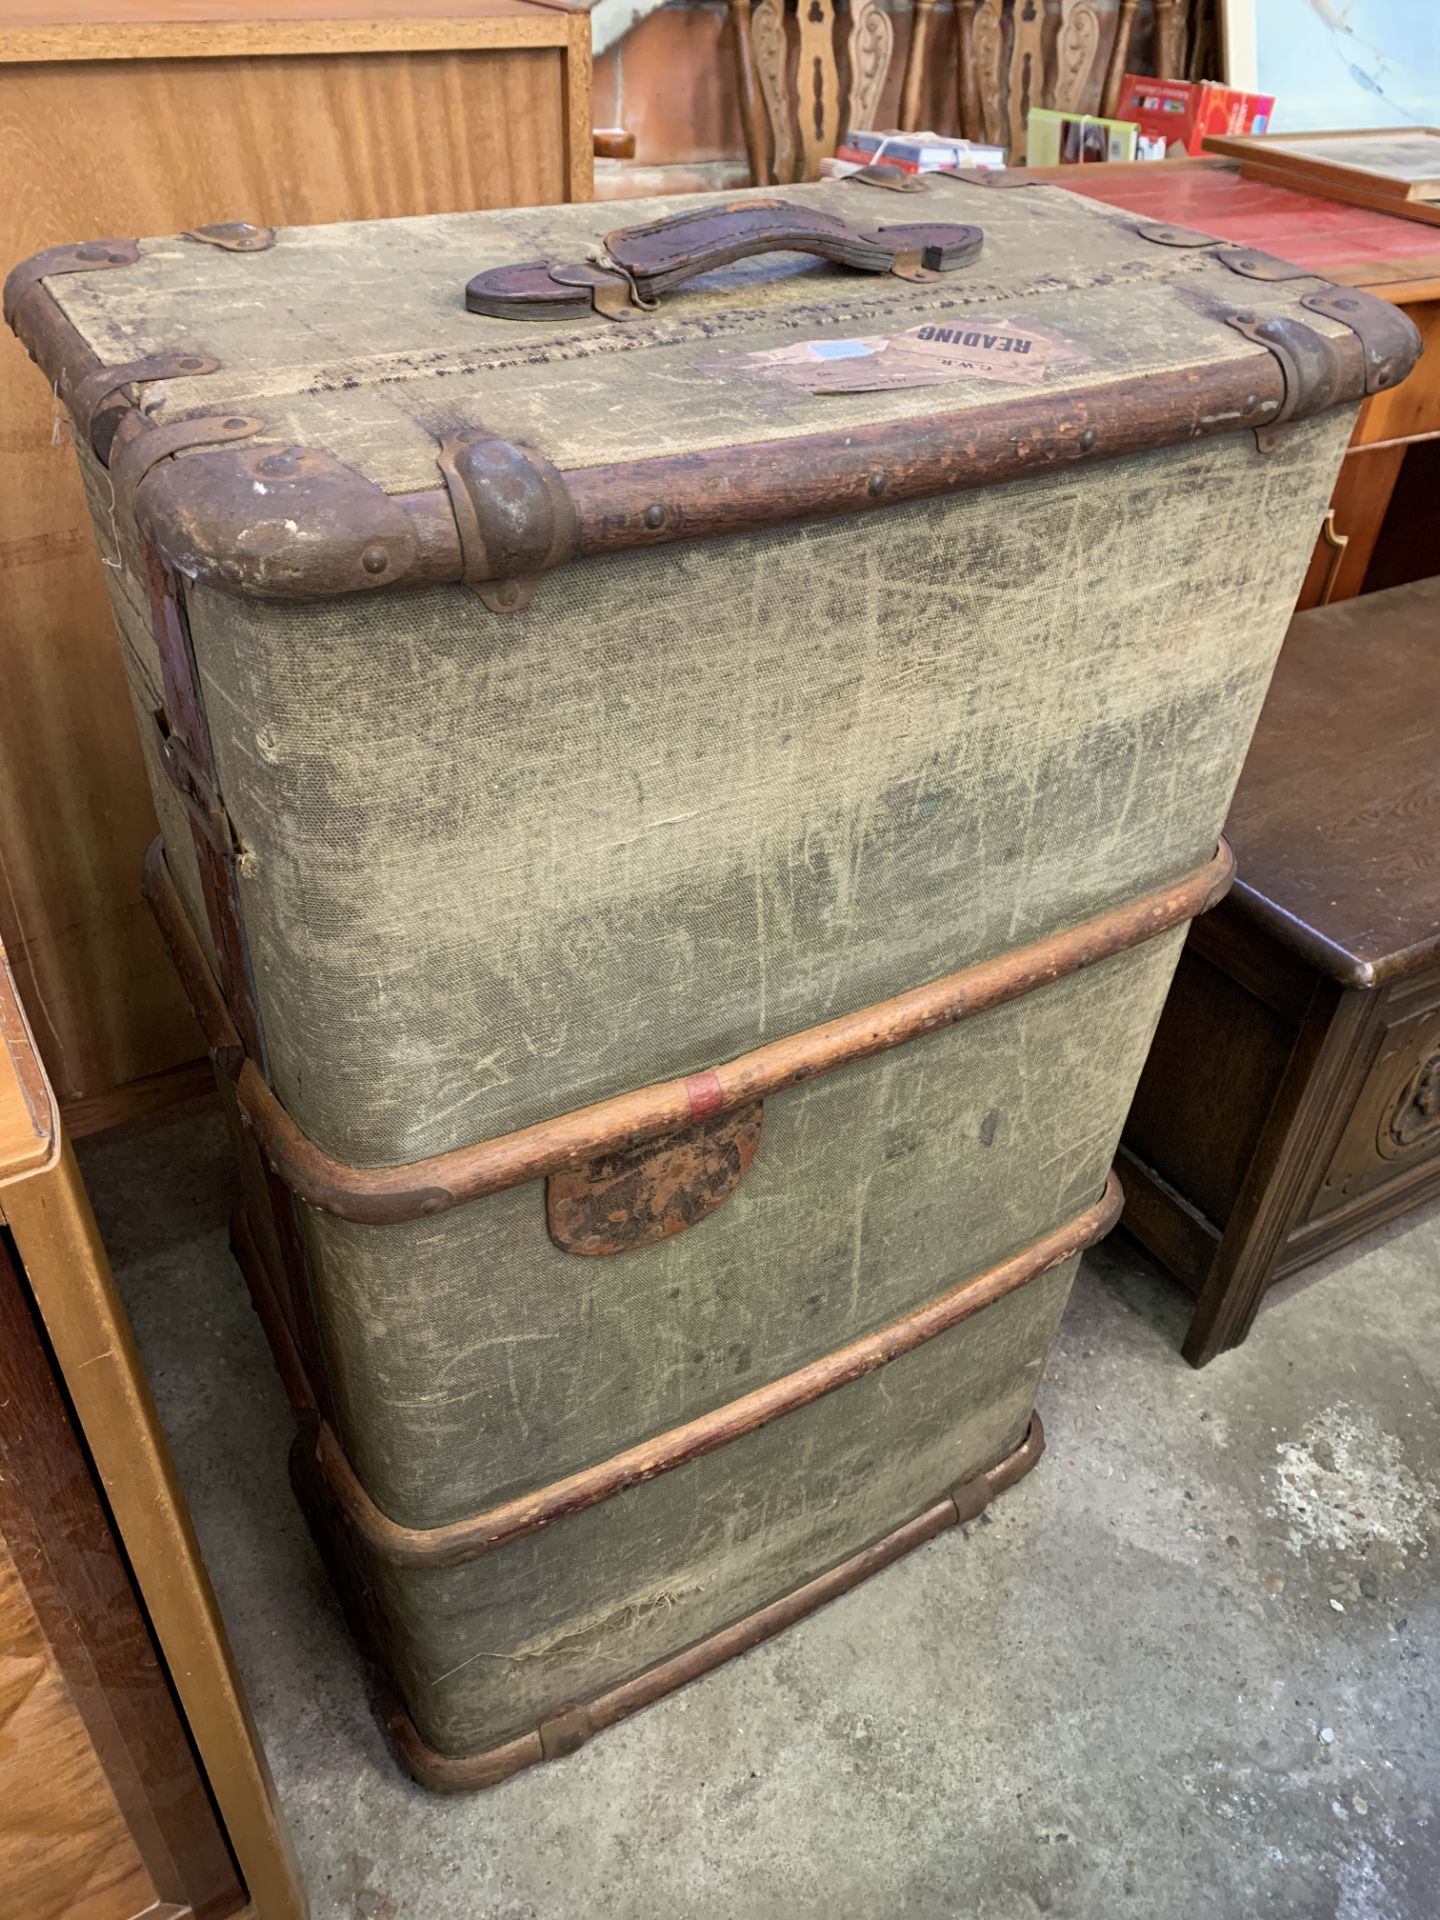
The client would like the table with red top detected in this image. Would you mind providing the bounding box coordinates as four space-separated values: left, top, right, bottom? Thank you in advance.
1055 156 1440 297
1032 159 1440 605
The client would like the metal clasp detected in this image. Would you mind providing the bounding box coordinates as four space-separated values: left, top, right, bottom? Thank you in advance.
550 255 660 322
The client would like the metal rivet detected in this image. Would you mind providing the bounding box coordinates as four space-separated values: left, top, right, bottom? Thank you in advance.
643 503 665 529
1335 296 1360 310
1242 393 1259 415
360 544 389 574
179 355 206 371
495 581 520 607
258 452 297 475
867 473 887 497
1079 428 1096 452
224 416 248 430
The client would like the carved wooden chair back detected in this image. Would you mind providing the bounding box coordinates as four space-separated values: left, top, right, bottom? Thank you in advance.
969 0 1111 160
901 0 1176 163
987 0 1108 157
730 0 896 186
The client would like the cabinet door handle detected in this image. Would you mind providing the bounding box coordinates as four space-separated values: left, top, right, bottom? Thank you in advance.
1318 508 1350 607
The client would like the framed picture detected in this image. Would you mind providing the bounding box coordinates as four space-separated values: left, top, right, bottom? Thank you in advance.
1203 127 1440 225
1220 0 1439 134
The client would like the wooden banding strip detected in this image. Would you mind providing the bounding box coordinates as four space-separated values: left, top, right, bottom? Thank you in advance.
390 352 1305 593
11 252 1416 608
298 1171 1119 1568
142 837 1234 1227
379 1413 1046 1792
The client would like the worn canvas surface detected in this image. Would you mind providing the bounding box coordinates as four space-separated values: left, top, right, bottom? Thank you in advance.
313 1258 1075 1758
191 418 1347 1168
308 934 1177 1527
45 176 1349 489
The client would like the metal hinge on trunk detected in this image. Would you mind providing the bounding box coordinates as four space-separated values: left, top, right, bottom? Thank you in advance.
184 221 276 252
1225 285 1420 451
1224 309 1347 450
2 238 139 329
70 352 221 461
1300 285 1419 396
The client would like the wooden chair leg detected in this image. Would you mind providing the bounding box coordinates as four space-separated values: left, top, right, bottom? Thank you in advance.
955 0 980 140
899 0 938 132
1100 0 1139 118
729 0 769 185
1153 0 1185 78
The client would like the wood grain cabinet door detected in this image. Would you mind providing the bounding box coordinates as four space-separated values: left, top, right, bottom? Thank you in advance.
0 1232 245 1920
0 4 593 1112
1309 980 1440 1224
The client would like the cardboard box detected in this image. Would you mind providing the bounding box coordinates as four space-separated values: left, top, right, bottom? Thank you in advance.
1026 109 1138 167
1116 76 1274 159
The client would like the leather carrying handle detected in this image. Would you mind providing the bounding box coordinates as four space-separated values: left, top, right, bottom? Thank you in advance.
466 198 984 322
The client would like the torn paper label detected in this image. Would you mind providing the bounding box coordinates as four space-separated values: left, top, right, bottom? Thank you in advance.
738 319 1082 393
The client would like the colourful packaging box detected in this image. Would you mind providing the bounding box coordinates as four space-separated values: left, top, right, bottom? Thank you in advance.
1116 76 1274 159
1026 108 1138 168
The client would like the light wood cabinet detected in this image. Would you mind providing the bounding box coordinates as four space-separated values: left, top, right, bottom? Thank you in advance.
0 938 306 1916
0 0 592 1112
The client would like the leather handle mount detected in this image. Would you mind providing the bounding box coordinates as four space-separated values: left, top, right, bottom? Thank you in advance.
465 198 984 322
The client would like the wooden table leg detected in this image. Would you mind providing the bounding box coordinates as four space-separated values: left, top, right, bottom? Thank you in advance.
1183 980 1369 1366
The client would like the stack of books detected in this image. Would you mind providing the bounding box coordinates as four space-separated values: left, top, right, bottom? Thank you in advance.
827 129 1008 175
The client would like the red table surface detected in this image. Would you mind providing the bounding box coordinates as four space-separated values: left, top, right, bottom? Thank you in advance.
1050 160 1440 299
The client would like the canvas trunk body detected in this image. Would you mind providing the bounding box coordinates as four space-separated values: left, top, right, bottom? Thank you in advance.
7 175 1415 1788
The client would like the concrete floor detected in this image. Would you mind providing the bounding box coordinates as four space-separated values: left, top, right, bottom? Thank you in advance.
80 1107 1439 1920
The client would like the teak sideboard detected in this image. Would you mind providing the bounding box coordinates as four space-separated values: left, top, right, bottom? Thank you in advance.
0 0 592 1117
